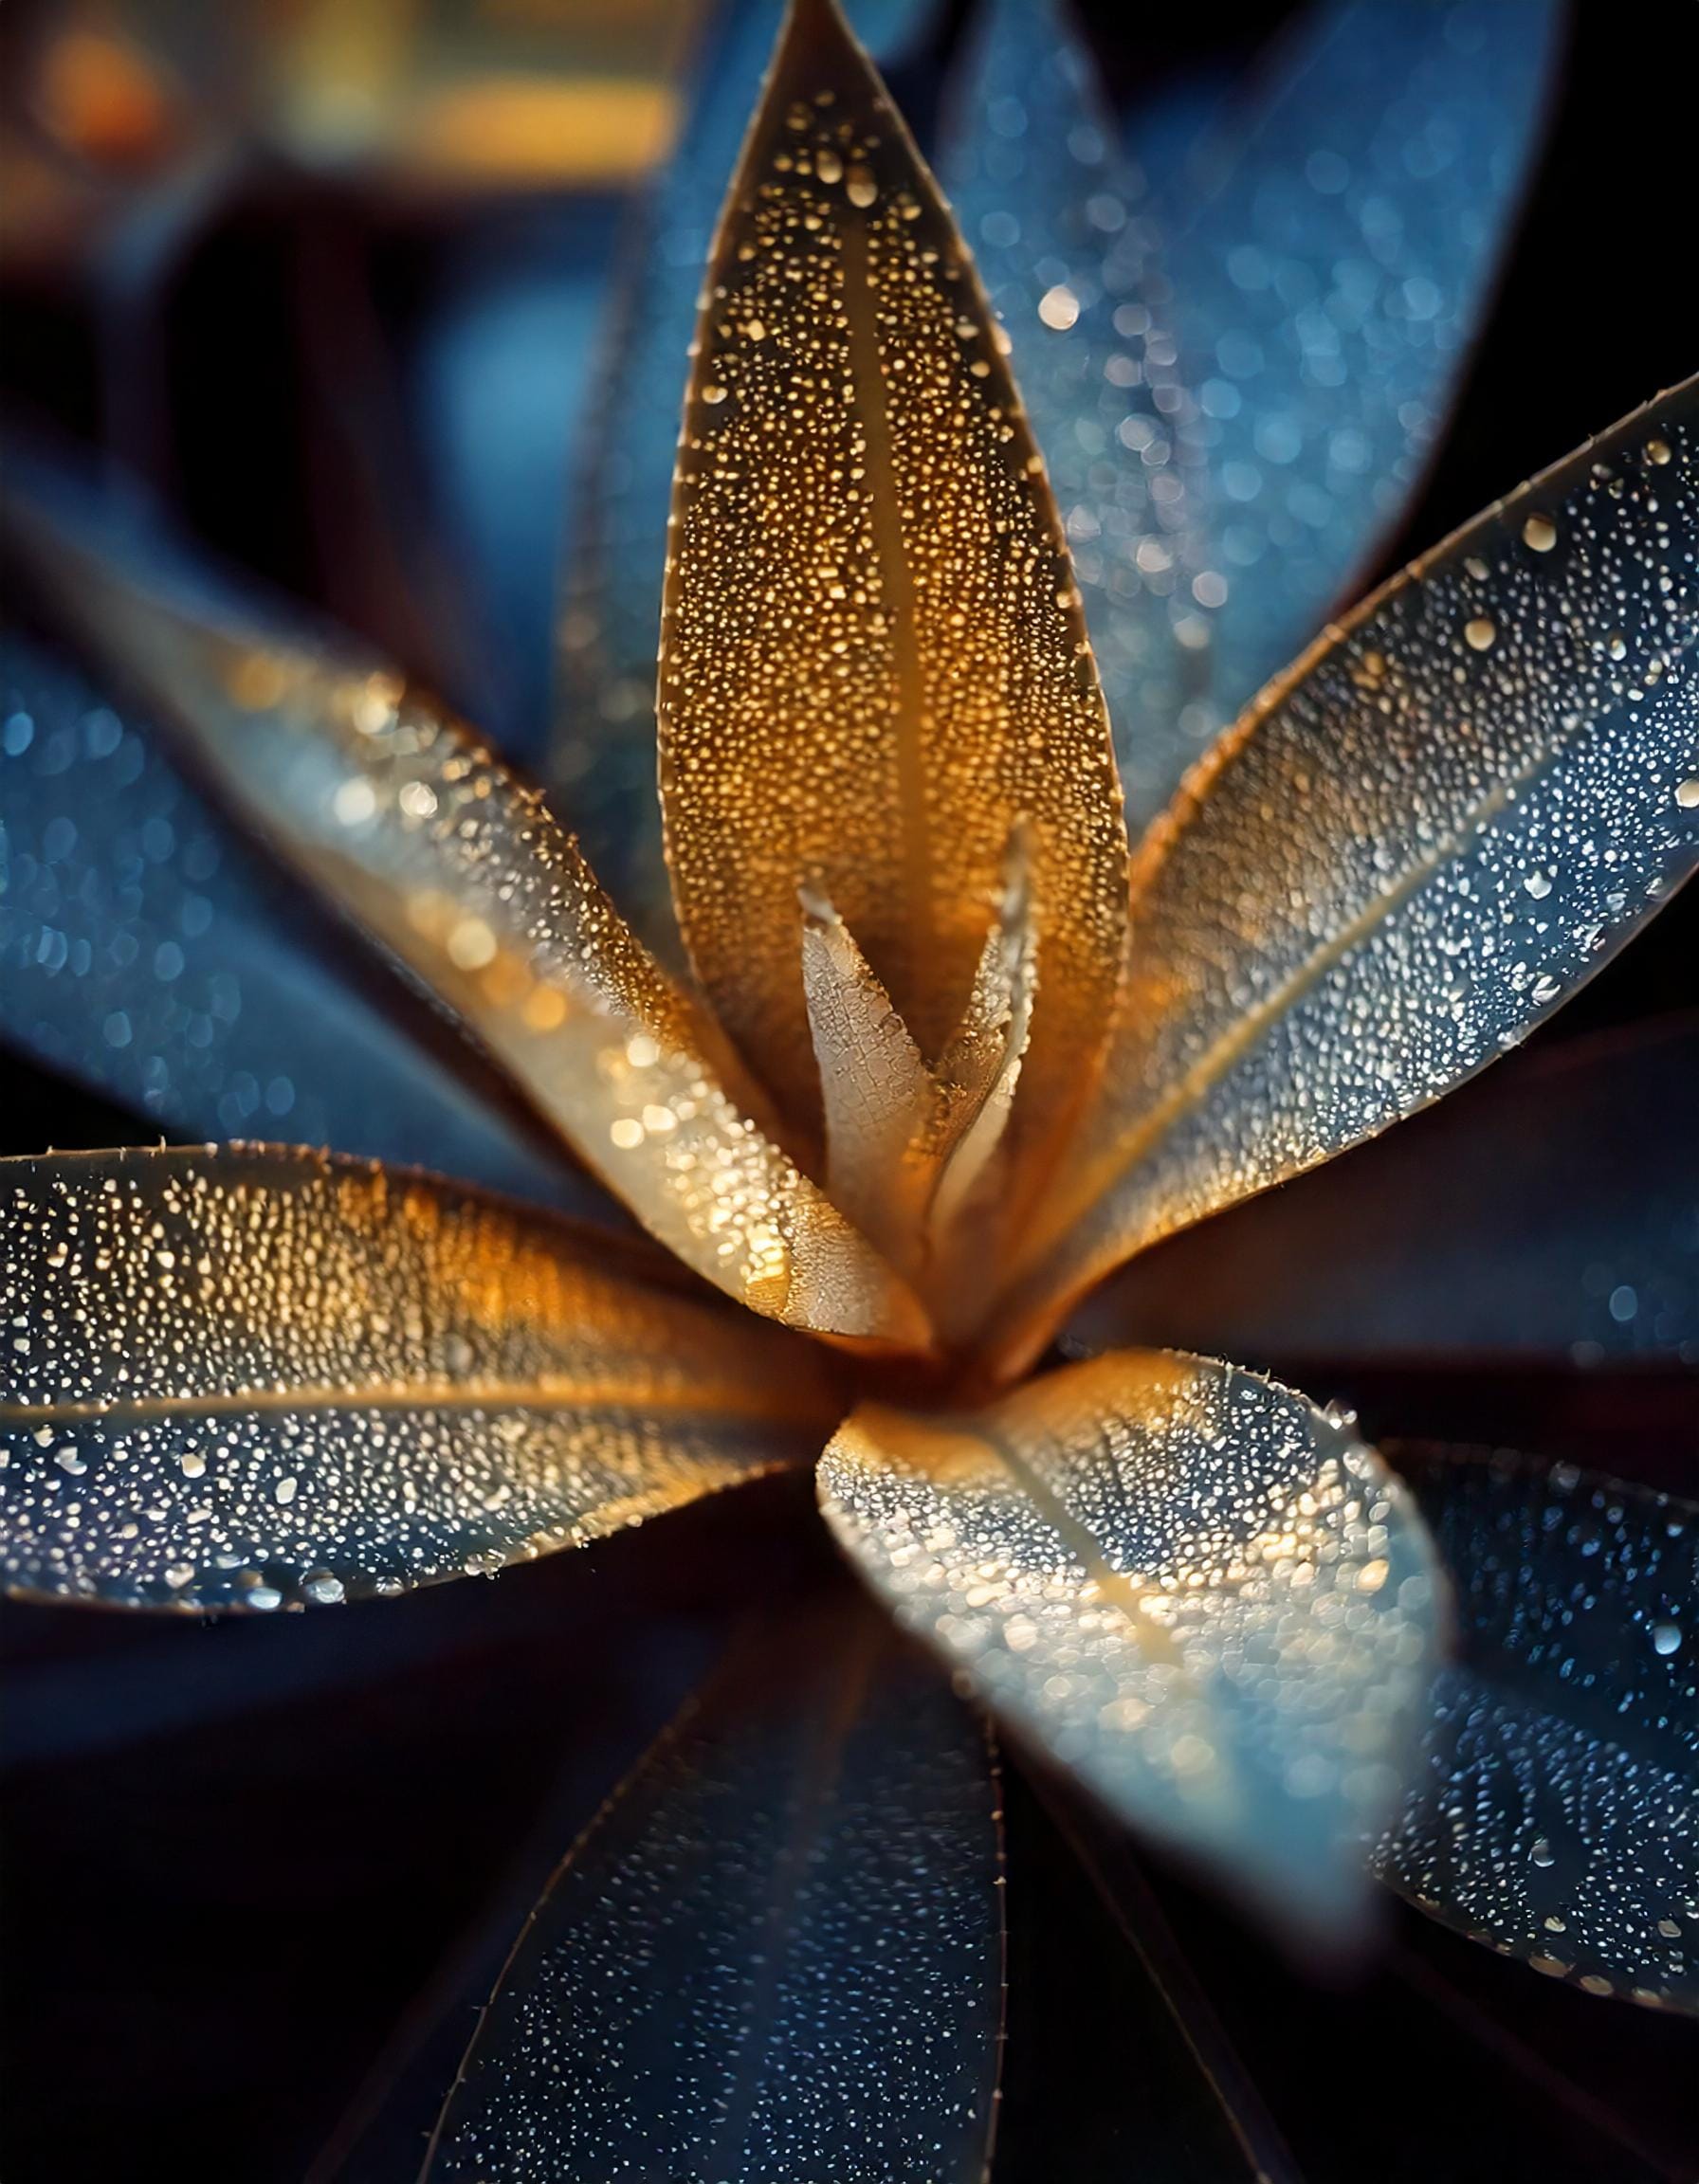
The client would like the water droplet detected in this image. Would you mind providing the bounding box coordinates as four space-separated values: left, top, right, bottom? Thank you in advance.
1037 283 1081 333
1522 513 1558 552
846 164 877 209
1653 1622 1682 1657
446 917 498 972
333 778 377 827
1464 616 1496 652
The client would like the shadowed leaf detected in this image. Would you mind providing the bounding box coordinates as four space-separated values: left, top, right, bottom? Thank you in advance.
997 378 1699 1366
1378 1444 1699 2014
1163 0 1565 744
0 1143 842 1611
4 482 930 1349
1070 1017 1699 1371
423 1599 1005 2180
937 0 1214 825
657 0 1127 1160
0 629 595 1208
819 1349 1442 1930
939 0 1563 831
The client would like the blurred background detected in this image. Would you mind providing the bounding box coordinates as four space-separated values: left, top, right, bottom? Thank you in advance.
2 1 1695 2177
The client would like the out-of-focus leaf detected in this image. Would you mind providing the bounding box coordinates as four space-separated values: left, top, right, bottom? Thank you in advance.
5 485 930 1349
996 380 1699 1368
422 1598 1004 2180
819 1349 1442 1930
658 0 1127 1166
1377 1444 1698 2014
552 0 928 946
0 628 596 1208
0 1142 840 1611
412 214 613 764
939 0 1562 833
1163 0 1565 743
1069 1018 1699 1370
938 0 1215 825
1003 1773 1305 2183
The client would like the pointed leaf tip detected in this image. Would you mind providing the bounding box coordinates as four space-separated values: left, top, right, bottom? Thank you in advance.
658 0 1127 1161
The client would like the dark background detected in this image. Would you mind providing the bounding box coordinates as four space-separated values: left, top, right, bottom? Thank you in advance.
2 1 1695 2176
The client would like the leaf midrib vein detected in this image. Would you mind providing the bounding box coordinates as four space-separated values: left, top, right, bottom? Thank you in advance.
0 1377 831 1429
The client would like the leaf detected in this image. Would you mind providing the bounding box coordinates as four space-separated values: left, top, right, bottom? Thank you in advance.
4 479 930 1350
656 0 1128 1159
1376 1443 1699 2014
1161 0 1566 743
799 845 1038 1315
996 378 1699 1368
415 236 612 768
1069 1017 1699 1371
0 628 596 1210
0 1143 842 1611
936 0 1215 827
938 0 1562 832
818 1348 1443 1929
1001 1771 1302 2182
552 0 931 947
422 1597 1005 2180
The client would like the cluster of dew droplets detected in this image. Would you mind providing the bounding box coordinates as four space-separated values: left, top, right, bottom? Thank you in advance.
0 1148 830 1611
657 26 1126 1220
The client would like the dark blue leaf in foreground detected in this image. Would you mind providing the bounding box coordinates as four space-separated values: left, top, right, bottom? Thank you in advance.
424 1603 1004 2181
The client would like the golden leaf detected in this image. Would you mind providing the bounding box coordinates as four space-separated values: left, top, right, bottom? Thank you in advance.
657 0 1127 1173
3 505 932 1353
0 1144 847 1609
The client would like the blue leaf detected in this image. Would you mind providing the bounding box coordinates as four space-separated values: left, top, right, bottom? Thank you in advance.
938 0 1215 824
1378 1444 1699 2014
1164 0 1565 741
941 0 1563 831
424 1600 1005 2179
0 628 588 1205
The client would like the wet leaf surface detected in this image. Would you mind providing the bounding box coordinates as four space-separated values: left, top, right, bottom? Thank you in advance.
0 1143 839 1610
821 1349 1441 1927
